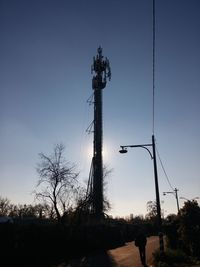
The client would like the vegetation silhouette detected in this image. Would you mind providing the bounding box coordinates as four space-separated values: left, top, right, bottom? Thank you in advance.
1 199 200 266
0 217 126 266
153 199 200 266
34 143 81 221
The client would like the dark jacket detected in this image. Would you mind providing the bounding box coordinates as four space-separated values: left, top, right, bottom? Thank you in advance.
135 232 147 247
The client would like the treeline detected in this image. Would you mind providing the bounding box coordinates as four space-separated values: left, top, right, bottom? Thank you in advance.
0 220 123 266
164 200 200 257
0 213 146 266
0 196 156 266
153 200 200 266
1 197 200 266
0 197 56 220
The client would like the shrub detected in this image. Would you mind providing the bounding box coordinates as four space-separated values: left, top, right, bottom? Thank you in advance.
153 248 191 267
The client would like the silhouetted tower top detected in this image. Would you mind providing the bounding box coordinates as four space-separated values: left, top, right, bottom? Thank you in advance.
92 46 111 90
90 47 111 219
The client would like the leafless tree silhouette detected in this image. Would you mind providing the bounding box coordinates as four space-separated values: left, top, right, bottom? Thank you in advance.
35 143 79 221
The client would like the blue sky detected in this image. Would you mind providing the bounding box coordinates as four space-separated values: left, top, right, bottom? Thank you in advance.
0 0 200 217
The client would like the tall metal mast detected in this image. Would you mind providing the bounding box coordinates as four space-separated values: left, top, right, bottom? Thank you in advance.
91 46 111 219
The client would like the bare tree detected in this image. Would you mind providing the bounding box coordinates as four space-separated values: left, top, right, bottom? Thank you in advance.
34 144 79 221
0 196 11 216
146 200 157 220
70 165 113 223
103 165 113 213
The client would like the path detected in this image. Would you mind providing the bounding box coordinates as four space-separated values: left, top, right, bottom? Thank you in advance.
109 236 159 267
65 236 159 267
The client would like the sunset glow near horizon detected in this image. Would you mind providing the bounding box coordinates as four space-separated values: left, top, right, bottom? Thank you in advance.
0 0 200 218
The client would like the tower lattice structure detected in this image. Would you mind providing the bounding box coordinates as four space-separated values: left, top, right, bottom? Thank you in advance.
87 47 111 219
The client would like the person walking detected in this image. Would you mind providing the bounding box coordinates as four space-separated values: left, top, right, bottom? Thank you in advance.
134 229 148 266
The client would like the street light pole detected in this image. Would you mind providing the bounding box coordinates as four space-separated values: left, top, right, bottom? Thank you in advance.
152 135 164 253
163 188 180 214
174 188 180 213
119 134 164 253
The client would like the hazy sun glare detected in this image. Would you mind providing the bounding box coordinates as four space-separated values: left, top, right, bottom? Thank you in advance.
85 143 111 162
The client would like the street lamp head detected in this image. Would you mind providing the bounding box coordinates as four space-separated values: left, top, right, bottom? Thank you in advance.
119 147 128 154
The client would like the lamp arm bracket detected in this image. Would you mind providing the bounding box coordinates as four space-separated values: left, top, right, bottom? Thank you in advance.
140 146 153 159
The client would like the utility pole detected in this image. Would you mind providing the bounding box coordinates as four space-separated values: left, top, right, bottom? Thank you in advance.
91 47 111 219
119 134 164 253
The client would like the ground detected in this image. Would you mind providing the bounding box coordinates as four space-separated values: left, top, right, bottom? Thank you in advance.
65 236 159 267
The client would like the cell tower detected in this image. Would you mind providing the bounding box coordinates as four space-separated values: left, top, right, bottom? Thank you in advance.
87 47 111 219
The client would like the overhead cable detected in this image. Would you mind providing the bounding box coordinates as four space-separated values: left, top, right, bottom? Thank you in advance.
156 145 175 191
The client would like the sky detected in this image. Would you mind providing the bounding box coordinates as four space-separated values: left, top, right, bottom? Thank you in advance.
0 0 200 218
